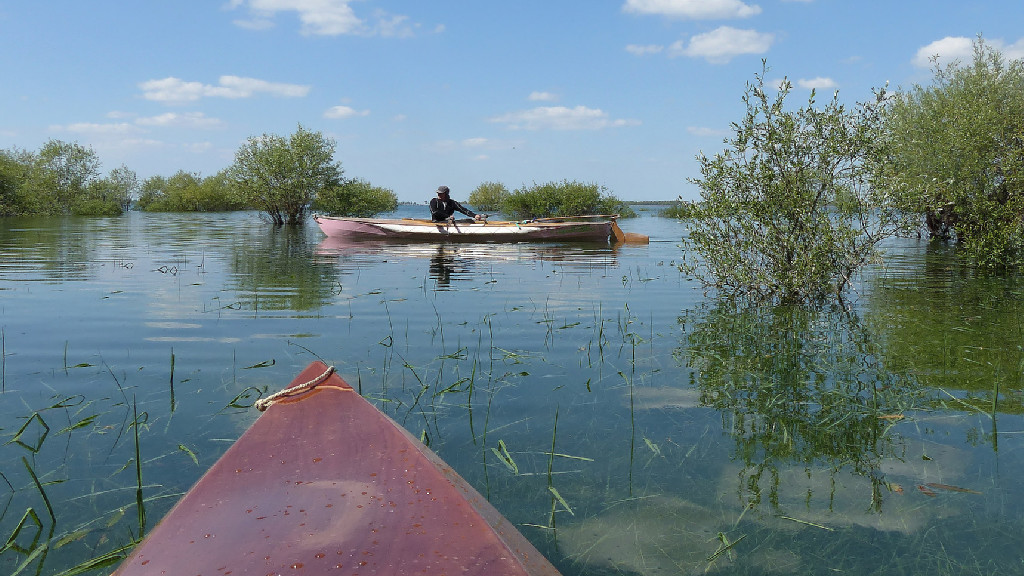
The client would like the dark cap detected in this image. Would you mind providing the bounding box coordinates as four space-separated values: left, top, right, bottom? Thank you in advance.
437 185 450 195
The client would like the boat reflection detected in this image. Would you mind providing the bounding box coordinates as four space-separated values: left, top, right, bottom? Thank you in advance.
428 245 462 289
315 237 622 287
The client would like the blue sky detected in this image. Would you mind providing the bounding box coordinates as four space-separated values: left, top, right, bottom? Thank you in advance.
2 1 1022 202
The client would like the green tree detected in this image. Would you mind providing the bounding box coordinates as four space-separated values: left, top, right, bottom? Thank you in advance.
197 170 247 211
882 37 1024 269
230 124 343 225
108 164 140 212
0 148 34 216
467 181 508 211
500 180 634 219
32 139 102 214
312 178 397 217
138 171 201 211
138 170 245 212
136 174 168 211
684 64 912 304
72 178 123 215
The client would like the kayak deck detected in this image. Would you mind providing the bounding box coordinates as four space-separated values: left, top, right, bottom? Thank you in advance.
112 361 560 575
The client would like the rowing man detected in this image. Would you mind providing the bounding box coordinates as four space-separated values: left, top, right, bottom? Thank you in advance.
430 186 485 222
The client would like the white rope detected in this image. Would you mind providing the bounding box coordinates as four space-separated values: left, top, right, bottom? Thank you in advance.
255 365 337 411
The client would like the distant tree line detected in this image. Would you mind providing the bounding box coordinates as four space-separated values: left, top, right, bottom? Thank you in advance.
0 125 398 222
0 140 136 217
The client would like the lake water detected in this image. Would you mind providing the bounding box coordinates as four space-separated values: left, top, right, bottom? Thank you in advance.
1 206 1022 575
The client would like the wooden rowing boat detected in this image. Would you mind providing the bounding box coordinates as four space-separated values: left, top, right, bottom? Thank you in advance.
314 214 648 243
111 361 561 576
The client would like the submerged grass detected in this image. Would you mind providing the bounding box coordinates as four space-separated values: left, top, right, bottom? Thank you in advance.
2 269 1022 576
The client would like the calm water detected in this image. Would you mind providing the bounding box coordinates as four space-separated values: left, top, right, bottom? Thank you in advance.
1 206 1022 575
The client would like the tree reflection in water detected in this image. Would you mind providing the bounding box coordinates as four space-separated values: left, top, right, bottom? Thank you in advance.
228 224 341 311
678 301 927 516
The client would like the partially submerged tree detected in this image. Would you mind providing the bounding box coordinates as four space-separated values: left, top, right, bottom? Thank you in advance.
139 170 245 212
313 178 398 217
684 64 913 305
31 139 102 214
108 164 140 212
882 37 1024 269
467 181 508 211
501 180 634 219
0 148 33 216
1 141 115 216
230 124 343 225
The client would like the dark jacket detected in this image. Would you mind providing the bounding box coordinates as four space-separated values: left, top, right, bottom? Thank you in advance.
430 197 476 222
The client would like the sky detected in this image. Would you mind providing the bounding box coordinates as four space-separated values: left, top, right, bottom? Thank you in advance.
2 1 1023 202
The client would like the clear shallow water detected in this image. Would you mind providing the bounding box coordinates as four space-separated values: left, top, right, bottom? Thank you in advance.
1 206 1022 575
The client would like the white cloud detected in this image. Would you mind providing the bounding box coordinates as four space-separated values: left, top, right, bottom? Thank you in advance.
912 36 974 68
139 76 310 103
52 122 140 135
1006 38 1024 60
912 36 1024 68
121 138 164 149
50 112 225 139
230 0 414 37
183 142 215 154
687 126 729 137
324 105 370 119
623 0 761 20
669 26 774 64
528 91 558 102
626 44 664 56
462 137 488 147
490 106 640 131
232 17 275 31
797 77 838 90
375 13 415 38
136 112 225 129
235 0 361 35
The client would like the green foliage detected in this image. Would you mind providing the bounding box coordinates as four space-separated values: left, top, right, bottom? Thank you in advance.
0 141 119 216
312 178 398 217
71 179 123 216
467 181 508 211
18 140 103 215
0 148 34 216
108 164 139 212
230 124 342 225
500 180 635 219
680 300 920 485
660 197 698 219
882 37 1024 269
867 255 1024 410
684 64 912 305
138 170 245 212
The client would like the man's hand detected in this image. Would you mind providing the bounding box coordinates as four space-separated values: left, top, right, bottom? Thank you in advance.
474 214 485 221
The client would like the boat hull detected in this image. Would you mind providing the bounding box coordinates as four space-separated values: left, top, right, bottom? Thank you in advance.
314 215 613 242
111 361 561 576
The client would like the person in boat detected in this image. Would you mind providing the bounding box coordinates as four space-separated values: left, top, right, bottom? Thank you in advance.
430 186 485 223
